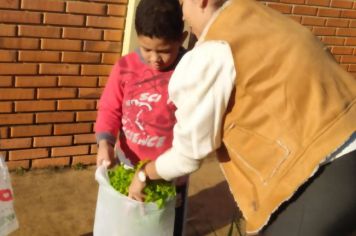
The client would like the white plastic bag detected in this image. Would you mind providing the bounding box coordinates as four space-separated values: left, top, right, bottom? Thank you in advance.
0 156 19 236
93 165 176 236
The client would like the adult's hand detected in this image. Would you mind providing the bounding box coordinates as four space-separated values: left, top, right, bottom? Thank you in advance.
128 171 146 202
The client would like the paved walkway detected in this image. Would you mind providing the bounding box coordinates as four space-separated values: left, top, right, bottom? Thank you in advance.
9 155 242 236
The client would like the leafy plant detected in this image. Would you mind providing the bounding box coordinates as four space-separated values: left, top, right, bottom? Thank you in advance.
108 163 176 209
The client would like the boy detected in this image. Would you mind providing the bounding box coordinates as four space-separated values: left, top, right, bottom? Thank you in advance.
95 0 188 235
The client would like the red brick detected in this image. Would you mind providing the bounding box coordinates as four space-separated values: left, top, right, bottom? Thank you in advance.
107 4 127 16
322 36 345 45
41 39 82 51
62 52 101 63
0 113 33 125
331 46 354 55
51 145 89 157
0 138 32 149
345 37 356 45
44 13 85 26
15 100 56 112
36 112 75 123
0 63 38 75
76 111 97 122
9 148 49 161
91 0 127 3
19 51 61 62
102 53 120 64
83 41 121 52
15 76 57 87
0 50 16 62
326 18 349 27
318 8 341 17
302 16 326 26
0 10 41 24
0 127 8 138
90 144 97 154
57 99 96 110
340 55 356 63
81 65 113 76
98 77 108 87
0 102 13 113
0 25 16 36
0 88 35 100
21 0 65 12
37 88 77 99
293 5 318 15
341 9 356 19
351 20 356 27
32 157 70 169
0 37 39 50
39 64 80 75
54 123 92 135
331 0 354 9
306 0 330 6
58 76 98 87
66 1 106 15
62 27 103 40
11 124 52 137
34 135 73 147
86 16 125 29
336 28 356 36
0 76 13 87
313 27 336 36
6 160 30 170
266 3 292 14
18 25 61 38
0 0 19 9
74 134 96 144
104 30 123 41
0 76 12 87
78 88 103 99
72 154 96 165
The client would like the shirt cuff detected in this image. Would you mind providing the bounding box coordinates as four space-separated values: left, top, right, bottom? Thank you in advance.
96 132 116 146
155 148 201 181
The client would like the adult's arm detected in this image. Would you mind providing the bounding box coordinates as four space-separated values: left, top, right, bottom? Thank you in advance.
154 40 236 180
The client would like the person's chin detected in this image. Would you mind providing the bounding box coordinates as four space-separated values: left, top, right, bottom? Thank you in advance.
152 64 165 71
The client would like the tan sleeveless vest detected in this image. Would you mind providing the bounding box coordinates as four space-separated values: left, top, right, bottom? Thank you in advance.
204 0 356 233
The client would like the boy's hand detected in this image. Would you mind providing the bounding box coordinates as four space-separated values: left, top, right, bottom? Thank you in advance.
96 140 115 168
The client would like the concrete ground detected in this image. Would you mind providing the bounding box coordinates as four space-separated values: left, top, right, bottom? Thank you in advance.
9 155 243 236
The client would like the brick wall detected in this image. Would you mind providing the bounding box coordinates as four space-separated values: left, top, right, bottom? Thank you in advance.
0 0 127 170
0 0 355 170
260 0 356 76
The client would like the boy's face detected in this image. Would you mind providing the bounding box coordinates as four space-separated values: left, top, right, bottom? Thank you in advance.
138 35 181 71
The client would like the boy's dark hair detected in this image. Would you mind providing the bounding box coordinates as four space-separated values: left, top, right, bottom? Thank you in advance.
135 0 184 42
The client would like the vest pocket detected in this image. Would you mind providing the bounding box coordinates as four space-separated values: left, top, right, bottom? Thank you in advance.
223 126 290 185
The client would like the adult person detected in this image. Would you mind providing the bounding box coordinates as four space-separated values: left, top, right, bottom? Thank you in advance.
128 0 356 235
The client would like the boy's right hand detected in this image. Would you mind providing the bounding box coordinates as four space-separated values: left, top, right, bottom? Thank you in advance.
96 139 115 168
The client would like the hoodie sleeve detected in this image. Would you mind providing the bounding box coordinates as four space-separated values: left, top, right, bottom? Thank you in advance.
95 62 124 145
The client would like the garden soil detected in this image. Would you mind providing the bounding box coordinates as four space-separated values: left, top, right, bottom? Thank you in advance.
9 155 243 236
